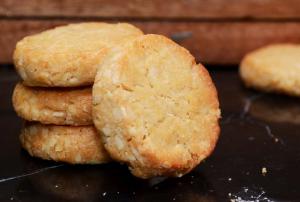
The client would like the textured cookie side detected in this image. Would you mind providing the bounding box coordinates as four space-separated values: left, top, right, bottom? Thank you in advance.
20 122 111 164
13 83 92 126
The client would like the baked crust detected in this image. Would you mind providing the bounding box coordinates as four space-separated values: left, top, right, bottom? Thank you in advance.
240 44 300 96
93 34 220 178
20 122 110 164
14 22 143 87
13 83 92 126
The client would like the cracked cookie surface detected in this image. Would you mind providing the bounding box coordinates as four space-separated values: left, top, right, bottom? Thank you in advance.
14 22 143 87
93 34 220 178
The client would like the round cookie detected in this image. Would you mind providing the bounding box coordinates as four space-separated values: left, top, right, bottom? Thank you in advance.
93 34 220 178
14 22 143 87
13 83 92 126
20 122 110 164
240 44 300 96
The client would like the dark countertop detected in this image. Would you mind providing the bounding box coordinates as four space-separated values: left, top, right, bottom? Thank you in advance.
0 68 299 202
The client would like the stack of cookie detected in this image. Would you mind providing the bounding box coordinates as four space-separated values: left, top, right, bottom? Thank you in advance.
12 22 221 179
12 22 143 164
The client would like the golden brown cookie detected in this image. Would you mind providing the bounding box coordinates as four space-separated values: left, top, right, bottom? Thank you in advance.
14 22 143 87
13 83 92 126
20 122 110 164
240 44 300 96
93 34 220 178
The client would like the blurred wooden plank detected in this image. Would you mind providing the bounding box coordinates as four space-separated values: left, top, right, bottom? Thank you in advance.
1 20 300 65
1 0 300 19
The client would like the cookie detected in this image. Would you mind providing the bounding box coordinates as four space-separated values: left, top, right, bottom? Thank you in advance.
14 22 143 87
13 83 92 126
20 122 110 164
240 44 300 96
93 34 220 178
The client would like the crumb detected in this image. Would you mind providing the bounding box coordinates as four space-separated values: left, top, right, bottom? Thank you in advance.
228 177 232 181
55 185 59 188
228 193 231 196
85 184 89 187
10 197 13 201
262 167 267 175
275 138 279 143
173 197 176 201
102 192 107 196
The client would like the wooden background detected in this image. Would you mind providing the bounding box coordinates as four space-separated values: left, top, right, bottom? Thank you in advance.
1 0 300 65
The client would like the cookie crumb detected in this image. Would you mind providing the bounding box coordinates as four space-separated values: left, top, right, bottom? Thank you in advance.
262 167 267 175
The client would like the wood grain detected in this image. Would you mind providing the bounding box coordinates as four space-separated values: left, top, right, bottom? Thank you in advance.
1 0 300 19
1 20 300 64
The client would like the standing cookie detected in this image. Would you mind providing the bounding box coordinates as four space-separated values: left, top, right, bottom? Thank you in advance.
93 34 220 178
240 44 300 96
14 23 143 87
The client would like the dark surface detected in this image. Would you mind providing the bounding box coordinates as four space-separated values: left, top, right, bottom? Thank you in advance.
0 68 300 202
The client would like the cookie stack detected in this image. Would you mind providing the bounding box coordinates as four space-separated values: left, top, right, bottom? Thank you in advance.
12 22 221 179
12 23 143 164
